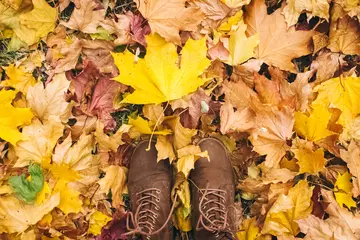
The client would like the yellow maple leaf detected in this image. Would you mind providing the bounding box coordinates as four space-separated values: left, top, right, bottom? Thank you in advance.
236 217 259 240
0 89 33 145
226 21 259 65
334 172 356 209
176 145 209 177
27 73 72 123
88 211 112 236
129 116 172 135
262 180 314 236
14 116 64 167
313 76 360 132
2 64 37 93
36 182 52 204
112 34 211 104
18 0 57 41
0 0 57 47
0 193 60 233
49 134 100 214
294 104 336 142
53 179 83 215
292 138 326 174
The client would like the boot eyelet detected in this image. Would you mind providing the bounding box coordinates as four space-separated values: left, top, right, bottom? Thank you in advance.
156 190 161 194
156 198 160 202
154 214 158 218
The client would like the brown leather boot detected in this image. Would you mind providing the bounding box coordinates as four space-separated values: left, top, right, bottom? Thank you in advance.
189 138 236 240
126 141 174 240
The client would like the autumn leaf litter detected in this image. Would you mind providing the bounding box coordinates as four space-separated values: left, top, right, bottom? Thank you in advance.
1 0 360 239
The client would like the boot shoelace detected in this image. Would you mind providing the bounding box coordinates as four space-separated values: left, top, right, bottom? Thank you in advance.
196 184 233 238
124 187 177 239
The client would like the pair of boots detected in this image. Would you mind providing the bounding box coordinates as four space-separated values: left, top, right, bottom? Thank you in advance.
126 138 236 240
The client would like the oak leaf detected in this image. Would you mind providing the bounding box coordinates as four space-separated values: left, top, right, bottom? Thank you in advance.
244 0 315 72
282 0 330 27
27 73 72 122
262 180 314 236
340 141 360 197
0 193 60 233
0 90 33 145
112 34 211 104
135 0 204 44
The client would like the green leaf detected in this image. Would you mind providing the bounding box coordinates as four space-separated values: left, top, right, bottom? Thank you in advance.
8 163 44 203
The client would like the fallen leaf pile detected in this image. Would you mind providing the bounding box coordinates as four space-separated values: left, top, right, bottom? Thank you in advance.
2 0 360 239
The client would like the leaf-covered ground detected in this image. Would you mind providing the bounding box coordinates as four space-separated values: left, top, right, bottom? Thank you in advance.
1 0 360 239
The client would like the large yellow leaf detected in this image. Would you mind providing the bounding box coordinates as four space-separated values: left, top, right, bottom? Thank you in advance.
0 90 33 145
26 73 72 122
294 104 336 142
313 76 360 132
1 64 37 94
18 0 57 40
0 193 60 233
262 180 314 236
334 172 356 208
112 34 211 104
14 116 64 167
53 179 83 215
244 0 315 72
136 0 204 44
